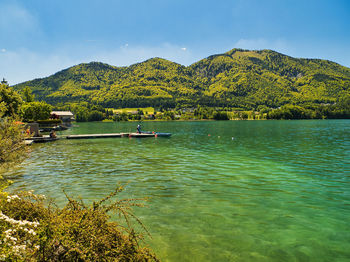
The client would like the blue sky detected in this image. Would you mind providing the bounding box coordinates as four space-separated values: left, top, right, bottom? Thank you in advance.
1 0 349 84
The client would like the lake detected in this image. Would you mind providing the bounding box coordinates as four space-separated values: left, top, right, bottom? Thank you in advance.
7 120 350 261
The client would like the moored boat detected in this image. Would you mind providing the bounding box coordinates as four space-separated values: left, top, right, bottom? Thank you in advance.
141 131 172 137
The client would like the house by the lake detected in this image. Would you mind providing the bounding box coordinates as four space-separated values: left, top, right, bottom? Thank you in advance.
51 111 74 123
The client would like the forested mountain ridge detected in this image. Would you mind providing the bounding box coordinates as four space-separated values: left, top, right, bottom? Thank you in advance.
14 49 350 109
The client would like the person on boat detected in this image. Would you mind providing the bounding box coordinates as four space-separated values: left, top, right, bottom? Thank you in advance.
137 124 141 134
49 130 57 138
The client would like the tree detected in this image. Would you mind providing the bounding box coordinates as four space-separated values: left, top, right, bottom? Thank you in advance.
0 83 23 117
1 78 8 85
22 101 52 121
163 110 175 120
0 118 27 172
0 85 27 172
22 86 35 102
240 112 248 120
88 110 104 121
213 111 229 120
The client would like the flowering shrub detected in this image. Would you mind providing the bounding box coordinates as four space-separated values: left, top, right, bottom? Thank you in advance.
0 185 158 261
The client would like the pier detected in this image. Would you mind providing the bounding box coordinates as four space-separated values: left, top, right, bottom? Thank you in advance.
25 132 171 143
66 132 157 139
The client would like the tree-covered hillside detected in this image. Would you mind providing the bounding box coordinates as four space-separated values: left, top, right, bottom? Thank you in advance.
14 49 350 109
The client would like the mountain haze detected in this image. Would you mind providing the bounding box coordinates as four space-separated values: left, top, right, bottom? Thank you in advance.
14 49 350 109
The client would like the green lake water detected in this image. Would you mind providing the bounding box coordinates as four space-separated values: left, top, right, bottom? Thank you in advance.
7 120 350 261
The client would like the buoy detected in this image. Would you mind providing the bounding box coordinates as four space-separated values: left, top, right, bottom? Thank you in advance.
208 134 211 136
155 134 158 138
232 137 234 140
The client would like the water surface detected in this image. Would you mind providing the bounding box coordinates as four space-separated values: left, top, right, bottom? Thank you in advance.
8 120 350 261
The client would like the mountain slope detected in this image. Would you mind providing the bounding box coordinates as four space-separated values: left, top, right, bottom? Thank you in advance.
14 49 350 109
190 49 350 107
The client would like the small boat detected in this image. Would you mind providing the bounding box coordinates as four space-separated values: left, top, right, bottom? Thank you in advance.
24 140 34 145
25 135 59 143
141 131 172 137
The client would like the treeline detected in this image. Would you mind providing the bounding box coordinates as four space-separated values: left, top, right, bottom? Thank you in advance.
0 82 52 122
54 101 350 122
267 97 350 120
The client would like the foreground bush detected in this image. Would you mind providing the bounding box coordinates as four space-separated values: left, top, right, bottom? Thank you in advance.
0 184 159 261
0 117 27 173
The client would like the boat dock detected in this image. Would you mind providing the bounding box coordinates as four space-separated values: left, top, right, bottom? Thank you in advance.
25 132 171 143
66 132 158 139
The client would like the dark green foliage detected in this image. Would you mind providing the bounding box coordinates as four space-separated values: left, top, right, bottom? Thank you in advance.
213 111 229 120
267 105 311 119
240 112 248 120
87 110 104 121
13 49 350 111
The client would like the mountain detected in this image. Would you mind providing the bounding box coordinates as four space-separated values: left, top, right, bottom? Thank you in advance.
14 49 350 109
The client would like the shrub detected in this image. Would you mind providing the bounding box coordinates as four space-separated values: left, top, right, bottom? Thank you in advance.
0 185 159 261
0 118 27 173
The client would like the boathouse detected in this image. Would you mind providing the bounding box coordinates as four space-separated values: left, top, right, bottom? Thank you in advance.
51 111 74 123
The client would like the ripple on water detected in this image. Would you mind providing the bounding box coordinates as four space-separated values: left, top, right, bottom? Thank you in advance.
6 120 350 261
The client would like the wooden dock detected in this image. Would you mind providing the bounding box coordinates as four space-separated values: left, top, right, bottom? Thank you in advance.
66 132 158 139
26 132 170 143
